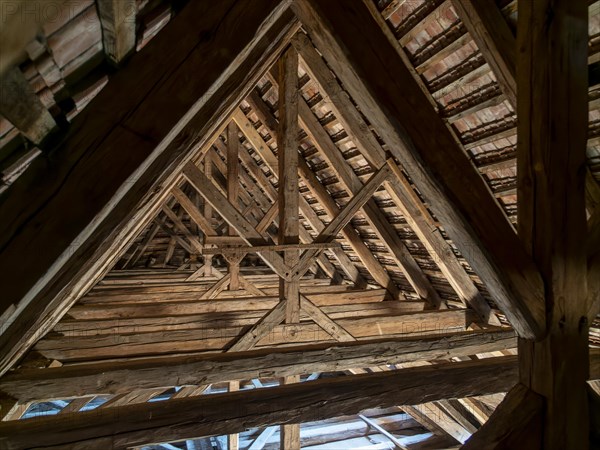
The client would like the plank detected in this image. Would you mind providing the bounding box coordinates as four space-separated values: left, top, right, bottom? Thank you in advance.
0 66 56 144
292 0 545 339
0 0 298 376
0 356 522 449
96 0 136 65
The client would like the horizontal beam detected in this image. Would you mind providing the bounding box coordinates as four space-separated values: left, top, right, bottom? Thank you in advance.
202 242 341 255
0 356 522 449
0 330 517 402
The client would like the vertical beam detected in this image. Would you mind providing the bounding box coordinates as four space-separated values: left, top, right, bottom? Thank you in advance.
203 153 215 277
516 1 589 448
96 0 137 65
227 123 241 290
280 375 301 450
228 380 240 450
0 67 56 145
278 47 300 324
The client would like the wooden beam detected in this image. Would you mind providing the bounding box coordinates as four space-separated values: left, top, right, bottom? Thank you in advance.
516 1 590 448
300 295 355 342
293 34 489 313
462 384 543 449
292 0 545 339
183 162 289 277
233 107 367 288
450 0 516 106
227 122 241 290
280 375 301 450
0 0 297 376
0 356 522 449
0 66 56 145
96 0 136 65
278 47 301 323
0 330 518 403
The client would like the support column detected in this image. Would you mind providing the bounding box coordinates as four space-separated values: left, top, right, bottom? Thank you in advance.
227 123 241 290
277 47 300 324
517 1 589 448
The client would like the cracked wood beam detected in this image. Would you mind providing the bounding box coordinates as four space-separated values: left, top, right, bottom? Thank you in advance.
292 0 545 339
292 32 497 323
0 330 518 403
0 66 56 145
278 47 301 323
0 356 522 449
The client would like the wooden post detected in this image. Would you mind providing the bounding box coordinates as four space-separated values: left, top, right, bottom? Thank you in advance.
228 380 240 450
517 0 589 448
203 154 215 277
227 123 241 290
280 375 301 450
277 47 300 324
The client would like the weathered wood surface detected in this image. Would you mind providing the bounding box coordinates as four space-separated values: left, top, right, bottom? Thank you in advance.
461 384 543 450
292 0 545 339
292 32 495 321
0 0 298 376
0 356 521 449
33 309 476 361
96 0 136 65
450 0 516 106
516 0 590 448
0 66 56 144
1 330 518 402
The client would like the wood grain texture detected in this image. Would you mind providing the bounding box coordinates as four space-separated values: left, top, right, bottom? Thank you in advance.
0 356 521 449
292 0 545 338
0 0 297 376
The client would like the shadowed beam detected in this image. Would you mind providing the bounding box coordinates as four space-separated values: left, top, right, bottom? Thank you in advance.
0 330 518 402
0 356 522 449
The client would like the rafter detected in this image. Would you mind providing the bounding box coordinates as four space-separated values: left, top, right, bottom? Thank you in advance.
292 0 545 339
0 0 298 376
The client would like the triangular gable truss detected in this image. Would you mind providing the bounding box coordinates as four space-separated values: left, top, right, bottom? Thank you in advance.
0 0 597 448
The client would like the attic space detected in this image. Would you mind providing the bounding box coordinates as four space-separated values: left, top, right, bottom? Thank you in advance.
0 1 598 449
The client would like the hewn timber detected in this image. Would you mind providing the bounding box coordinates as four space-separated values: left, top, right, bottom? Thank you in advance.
234 104 393 293
277 47 301 323
0 0 298 376
96 0 136 65
2 330 517 403
0 356 521 449
33 309 475 361
280 375 301 450
462 384 543 449
292 0 545 339
450 0 516 106
0 66 56 145
227 122 241 290
516 0 590 448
